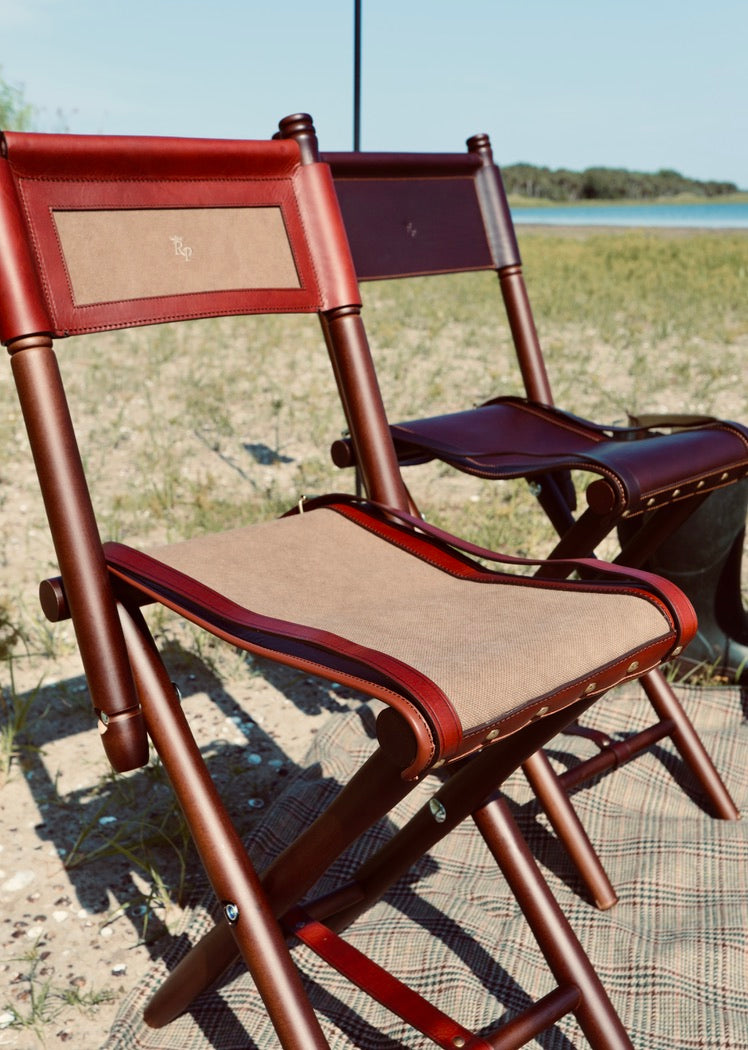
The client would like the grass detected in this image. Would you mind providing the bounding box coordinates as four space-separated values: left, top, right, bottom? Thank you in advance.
2 939 115 1037
522 230 747 340
60 758 193 926
0 658 45 781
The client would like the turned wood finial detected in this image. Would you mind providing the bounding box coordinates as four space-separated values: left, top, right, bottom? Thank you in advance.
276 112 320 165
467 132 493 160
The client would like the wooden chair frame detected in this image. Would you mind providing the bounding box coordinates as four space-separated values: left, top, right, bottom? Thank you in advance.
0 114 699 1048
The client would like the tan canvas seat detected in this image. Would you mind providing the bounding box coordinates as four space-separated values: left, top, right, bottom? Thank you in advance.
107 503 678 770
1 114 696 1048
325 137 744 911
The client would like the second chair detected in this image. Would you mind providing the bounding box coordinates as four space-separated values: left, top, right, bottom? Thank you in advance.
325 134 745 911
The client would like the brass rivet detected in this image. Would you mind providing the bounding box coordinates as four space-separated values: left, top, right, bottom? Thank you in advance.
671 488 681 498
671 646 683 657
696 479 706 489
484 728 500 742
533 705 550 720
453 1039 466 1049
584 682 597 695
720 472 729 481
646 497 656 507
627 661 640 673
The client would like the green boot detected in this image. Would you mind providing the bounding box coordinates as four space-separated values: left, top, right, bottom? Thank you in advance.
637 479 748 683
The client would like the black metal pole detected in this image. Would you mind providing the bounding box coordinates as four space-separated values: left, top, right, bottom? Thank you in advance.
353 0 361 150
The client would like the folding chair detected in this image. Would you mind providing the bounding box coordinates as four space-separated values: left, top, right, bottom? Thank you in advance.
325 136 745 911
1 114 697 1049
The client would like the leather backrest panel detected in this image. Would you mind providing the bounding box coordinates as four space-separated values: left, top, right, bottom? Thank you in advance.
323 150 506 280
0 132 360 340
332 176 493 280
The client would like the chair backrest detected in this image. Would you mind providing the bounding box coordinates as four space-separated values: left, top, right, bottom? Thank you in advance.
323 137 554 404
1 121 354 341
0 114 409 771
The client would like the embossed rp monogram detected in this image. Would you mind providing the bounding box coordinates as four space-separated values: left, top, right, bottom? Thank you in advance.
169 235 193 261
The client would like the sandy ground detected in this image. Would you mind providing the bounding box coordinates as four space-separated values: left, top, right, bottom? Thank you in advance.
0 640 365 1049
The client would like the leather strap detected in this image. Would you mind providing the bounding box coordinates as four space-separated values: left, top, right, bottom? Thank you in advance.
290 494 697 643
286 908 494 1050
484 396 723 442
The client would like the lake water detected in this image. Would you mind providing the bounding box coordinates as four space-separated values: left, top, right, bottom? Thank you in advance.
512 201 748 229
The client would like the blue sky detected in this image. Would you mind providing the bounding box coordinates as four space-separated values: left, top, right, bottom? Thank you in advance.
2 0 747 188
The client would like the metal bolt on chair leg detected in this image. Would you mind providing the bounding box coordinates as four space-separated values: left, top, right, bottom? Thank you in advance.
429 797 447 823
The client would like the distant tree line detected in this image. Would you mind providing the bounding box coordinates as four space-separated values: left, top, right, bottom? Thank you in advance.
502 163 738 201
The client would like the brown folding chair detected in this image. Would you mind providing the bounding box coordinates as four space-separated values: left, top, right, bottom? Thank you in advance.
1 114 697 1049
325 136 745 911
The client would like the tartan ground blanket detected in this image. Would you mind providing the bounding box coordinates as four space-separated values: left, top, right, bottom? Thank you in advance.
104 684 748 1049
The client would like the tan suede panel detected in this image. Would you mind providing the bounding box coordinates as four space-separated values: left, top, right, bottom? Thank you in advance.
53 207 300 305
145 510 670 732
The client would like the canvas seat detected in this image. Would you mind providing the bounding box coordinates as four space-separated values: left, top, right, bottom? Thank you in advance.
105 502 679 769
325 137 744 911
1 114 696 1049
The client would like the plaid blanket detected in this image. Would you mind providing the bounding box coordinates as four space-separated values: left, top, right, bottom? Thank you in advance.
104 684 748 1049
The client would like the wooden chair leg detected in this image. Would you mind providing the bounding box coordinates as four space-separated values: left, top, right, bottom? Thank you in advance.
144 920 237 1030
473 795 633 1050
521 666 738 913
119 606 330 1049
556 668 740 820
144 724 413 1030
521 749 619 909
640 667 739 819
316 700 599 935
